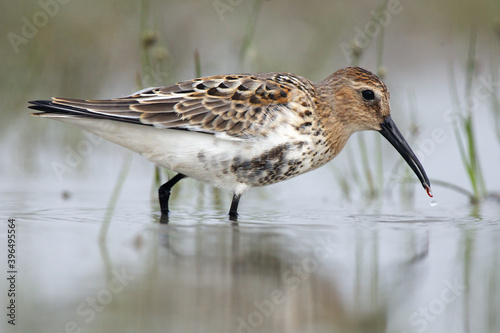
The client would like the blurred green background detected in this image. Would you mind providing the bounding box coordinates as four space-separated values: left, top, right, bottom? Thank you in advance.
1 2 500 333
1 0 499 206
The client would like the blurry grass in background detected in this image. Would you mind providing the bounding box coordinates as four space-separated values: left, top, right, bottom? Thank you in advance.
1 0 499 212
335 2 499 208
137 0 176 206
448 30 487 204
192 49 224 212
332 0 389 205
490 22 500 144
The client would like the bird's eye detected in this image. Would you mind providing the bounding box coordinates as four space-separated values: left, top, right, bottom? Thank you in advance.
361 89 375 101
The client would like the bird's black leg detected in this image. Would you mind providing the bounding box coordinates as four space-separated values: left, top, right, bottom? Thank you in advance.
228 193 241 221
158 173 186 215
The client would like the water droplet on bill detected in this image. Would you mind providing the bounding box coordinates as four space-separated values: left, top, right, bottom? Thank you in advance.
425 185 433 198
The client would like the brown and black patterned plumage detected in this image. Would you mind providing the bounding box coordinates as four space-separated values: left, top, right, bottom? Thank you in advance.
42 72 314 137
29 67 432 219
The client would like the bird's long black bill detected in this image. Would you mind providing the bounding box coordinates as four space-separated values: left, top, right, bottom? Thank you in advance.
379 116 432 197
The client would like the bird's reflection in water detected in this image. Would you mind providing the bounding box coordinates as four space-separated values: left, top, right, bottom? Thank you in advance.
106 216 429 333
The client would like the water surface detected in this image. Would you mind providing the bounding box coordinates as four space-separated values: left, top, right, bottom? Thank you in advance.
2 181 499 333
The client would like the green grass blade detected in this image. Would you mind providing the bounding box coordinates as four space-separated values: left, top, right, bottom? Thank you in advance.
239 0 265 68
99 152 133 242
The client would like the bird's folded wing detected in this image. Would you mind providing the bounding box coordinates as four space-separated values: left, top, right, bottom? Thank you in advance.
29 73 316 139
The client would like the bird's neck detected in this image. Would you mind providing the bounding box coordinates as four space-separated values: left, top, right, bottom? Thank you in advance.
313 96 353 159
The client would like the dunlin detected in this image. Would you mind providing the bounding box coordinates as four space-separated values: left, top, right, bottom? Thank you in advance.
29 66 431 219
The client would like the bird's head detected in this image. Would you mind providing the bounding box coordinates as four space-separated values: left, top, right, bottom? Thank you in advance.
318 66 432 197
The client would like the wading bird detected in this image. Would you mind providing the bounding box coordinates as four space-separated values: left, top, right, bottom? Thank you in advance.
29 67 432 220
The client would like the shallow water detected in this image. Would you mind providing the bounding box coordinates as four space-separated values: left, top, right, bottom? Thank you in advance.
2 0 500 331
2 178 499 333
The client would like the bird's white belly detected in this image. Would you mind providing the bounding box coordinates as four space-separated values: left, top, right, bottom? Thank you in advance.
58 118 326 195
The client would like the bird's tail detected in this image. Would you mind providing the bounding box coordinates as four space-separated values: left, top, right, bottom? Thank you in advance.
28 99 143 125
